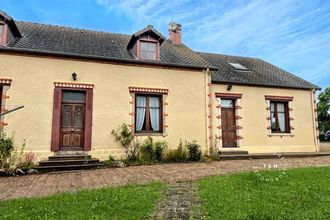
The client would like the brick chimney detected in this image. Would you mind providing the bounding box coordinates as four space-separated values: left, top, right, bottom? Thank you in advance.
168 22 182 45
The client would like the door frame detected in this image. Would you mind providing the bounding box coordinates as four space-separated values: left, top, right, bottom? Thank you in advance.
51 82 94 152
221 100 237 147
216 92 243 148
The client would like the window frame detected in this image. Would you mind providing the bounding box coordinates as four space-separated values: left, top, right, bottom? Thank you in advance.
134 94 163 134
137 38 159 61
270 101 290 133
0 22 6 46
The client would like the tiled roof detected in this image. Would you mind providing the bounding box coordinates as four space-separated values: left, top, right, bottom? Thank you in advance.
198 52 319 89
4 21 212 70
0 13 319 90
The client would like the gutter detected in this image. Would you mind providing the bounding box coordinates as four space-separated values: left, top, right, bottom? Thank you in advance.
0 46 218 71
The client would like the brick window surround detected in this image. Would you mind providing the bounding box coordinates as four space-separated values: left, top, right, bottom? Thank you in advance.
129 87 168 136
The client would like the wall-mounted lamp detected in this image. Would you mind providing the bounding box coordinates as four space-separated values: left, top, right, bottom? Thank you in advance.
72 72 77 81
227 84 232 91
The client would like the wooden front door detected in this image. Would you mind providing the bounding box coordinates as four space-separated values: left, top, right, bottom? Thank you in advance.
221 99 237 147
60 91 86 150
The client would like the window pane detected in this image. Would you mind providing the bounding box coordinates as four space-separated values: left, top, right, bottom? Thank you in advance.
277 112 286 132
141 42 148 50
147 52 155 60
63 91 85 101
149 96 160 107
270 102 274 112
221 99 234 107
271 111 276 131
277 103 285 112
148 43 156 52
136 96 146 107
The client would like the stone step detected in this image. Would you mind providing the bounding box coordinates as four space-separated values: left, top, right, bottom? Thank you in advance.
36 163 103 172
39 158 99 166
48 155 92 161
219 150 249 155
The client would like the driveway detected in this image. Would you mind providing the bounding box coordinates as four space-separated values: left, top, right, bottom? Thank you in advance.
0 156 329 201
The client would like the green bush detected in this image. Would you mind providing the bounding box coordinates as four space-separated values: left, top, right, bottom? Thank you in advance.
0 133 14 161
140 137 154 162
111 124 140 162
154 141 167 161
140 137 167 162
164 140 188 162
186 142 202 161
0 137 28 176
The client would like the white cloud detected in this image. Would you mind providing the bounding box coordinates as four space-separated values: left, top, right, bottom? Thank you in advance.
96 0 330 87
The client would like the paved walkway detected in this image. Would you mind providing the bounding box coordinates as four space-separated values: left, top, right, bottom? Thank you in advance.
1 156 329 201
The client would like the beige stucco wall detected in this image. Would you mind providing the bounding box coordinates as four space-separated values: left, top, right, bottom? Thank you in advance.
210 84 318 153
0 54 208 161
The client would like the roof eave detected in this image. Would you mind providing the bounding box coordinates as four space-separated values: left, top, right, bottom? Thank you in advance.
211 80 321 90
0 46 216 71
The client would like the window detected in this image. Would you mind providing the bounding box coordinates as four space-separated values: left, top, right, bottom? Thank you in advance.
135 95 162 133
270 101 290 133
227 62 249 71
0 24 4 45
221 99 234 108
140 41 157 60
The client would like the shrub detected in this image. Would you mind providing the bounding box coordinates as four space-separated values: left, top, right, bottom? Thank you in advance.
0 139 27 176
154 141 167 161
186 142 202 161
111 123 140 162
21 152 37 170
164 140 188 162
140 137 154 162
140 138 167 162
0 133 14 166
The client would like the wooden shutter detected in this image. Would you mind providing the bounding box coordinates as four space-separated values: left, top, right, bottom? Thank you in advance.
51 88 62 151
84 89 93 151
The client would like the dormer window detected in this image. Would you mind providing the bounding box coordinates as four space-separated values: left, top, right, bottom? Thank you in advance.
140 41 157 60
127 25 165 62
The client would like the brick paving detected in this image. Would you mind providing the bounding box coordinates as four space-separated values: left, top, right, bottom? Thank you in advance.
0 156 329 201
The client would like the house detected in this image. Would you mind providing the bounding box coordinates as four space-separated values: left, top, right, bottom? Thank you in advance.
0 11 320 163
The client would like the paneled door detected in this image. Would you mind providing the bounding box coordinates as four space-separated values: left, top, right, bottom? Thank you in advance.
221 99 237 147
60 91 86 150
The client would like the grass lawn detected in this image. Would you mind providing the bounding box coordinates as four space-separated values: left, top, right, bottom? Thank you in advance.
198 166 330 219
0 182 162 220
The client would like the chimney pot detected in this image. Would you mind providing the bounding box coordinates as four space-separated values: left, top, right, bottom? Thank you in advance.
168 22 182 45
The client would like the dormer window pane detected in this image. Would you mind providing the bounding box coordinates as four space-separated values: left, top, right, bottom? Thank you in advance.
140 41 157 60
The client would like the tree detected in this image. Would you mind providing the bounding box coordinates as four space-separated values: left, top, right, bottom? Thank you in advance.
317 87 330 134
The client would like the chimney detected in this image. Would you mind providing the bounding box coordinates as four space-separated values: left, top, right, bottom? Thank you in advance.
168 22 182 45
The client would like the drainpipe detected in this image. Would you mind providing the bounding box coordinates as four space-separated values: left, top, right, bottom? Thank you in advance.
310 89 320 152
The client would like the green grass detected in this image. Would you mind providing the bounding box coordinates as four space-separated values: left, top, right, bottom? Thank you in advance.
198 166 330 220
0 182 163 220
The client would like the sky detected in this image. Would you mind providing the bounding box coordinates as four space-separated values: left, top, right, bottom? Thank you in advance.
1 0 330 89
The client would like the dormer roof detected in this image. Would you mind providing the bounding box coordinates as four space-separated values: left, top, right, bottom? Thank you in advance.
0 11 22 38
127 25 165 49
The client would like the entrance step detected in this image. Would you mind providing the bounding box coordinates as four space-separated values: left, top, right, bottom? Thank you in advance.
48 155 92 161
219 150 249 155
36 154 102 171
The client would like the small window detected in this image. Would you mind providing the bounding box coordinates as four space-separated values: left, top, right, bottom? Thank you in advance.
228 62 249 71
270 101 290 133
0 24 4 45
221 99 234 108
135 95 162 133
140 41 157 60
62 91 86 102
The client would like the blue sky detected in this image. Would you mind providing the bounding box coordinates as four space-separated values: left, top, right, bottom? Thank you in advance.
1 0 330 89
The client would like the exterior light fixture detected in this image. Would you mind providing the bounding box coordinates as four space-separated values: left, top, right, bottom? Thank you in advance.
227 84 232 91
72 72 77 81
